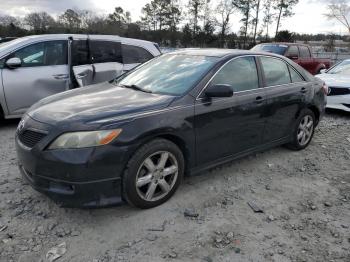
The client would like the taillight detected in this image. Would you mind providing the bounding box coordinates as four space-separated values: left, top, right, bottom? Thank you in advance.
321 82 329 95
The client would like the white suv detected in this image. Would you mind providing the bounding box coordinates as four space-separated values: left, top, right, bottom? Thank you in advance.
0 34 161 119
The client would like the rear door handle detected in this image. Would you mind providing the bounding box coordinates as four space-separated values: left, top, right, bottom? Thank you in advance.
255 96 264 104
76 73 88 79
300 87 307 93
53 74 69 80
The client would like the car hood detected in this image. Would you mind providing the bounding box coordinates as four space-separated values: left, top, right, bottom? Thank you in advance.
28 82 175 126
315 73 350 87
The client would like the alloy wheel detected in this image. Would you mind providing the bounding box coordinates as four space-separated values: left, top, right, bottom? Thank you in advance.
135 151 179 202
297 115 314 146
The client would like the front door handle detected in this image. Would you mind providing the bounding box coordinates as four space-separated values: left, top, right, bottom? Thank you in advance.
53 74 69 80
300 87 307 93
255 96 264 104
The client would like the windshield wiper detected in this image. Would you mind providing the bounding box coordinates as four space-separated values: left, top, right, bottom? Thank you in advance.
120 84 153 93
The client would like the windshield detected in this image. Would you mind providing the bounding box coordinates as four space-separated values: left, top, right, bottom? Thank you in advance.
252 44 288 55
327 60 350 75
115 54 219 96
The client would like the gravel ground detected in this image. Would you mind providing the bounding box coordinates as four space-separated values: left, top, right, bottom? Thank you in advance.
0 111 349 262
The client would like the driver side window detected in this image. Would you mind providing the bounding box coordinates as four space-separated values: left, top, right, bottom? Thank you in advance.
9 41 67 68
210 56 259 92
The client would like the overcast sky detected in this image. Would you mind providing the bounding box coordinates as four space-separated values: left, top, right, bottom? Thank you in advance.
0 0 346 35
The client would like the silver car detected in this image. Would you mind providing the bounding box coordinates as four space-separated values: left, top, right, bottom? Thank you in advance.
0 34 161 119
316 59 350 112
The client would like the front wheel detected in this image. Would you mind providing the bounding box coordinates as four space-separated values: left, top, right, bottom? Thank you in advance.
122 139 184 209
286 109 315 150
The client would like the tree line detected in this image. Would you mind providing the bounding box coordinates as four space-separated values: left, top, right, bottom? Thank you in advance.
0 0 348 49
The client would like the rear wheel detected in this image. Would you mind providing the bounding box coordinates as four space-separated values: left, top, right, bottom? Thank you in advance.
122 139 184 209
286 109 315 150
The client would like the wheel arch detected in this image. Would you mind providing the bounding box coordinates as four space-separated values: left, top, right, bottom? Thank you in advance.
295 105 321 126
307 105 320 125
133 132 193 175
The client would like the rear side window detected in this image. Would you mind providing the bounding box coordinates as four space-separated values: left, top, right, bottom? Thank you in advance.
299 46 311 58
260 57 291 86
11 41 67 67
289 66 304 82
90 41 122 64
122 44 154 64
72 40 90 66
210 56 259 92
285 46 299 57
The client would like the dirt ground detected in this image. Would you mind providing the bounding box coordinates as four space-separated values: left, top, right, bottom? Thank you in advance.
0 111 349 262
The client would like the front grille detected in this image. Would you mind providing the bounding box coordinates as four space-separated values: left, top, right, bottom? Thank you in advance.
18 130 47 148
328 86 350 96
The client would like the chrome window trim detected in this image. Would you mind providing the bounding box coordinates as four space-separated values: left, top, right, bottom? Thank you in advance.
196 53 308 101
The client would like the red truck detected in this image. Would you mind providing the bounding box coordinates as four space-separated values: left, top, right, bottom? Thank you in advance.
252 43 331 75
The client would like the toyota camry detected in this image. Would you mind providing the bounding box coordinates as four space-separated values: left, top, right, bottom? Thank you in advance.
15 49 327 208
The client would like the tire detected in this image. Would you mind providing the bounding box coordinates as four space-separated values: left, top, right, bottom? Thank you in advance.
286 109 316 151
122 138 184 209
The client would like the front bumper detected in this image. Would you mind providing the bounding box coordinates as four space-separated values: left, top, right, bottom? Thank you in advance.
19 163 123 207
326 95 350 112
15 119 135 207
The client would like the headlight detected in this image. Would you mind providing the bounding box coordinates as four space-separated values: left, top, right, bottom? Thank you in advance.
48 129 122 150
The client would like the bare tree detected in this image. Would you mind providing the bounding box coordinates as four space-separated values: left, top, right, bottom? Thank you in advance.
59 9 81 30
188 0 205 36
325 0 350 33
252 0 262 43
0 15 21 27
234 0 253 46
274 0 299 38
216 0 236 47
24 12 55 33
261 0 274 40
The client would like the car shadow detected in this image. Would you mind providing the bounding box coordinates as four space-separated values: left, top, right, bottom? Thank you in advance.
0 118 20 128
325 108 350 119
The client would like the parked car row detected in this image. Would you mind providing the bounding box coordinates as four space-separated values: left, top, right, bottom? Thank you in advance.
316 59 350 112
15 48 327 208
252 43 331 75
252 42 350 112
0 34 161 119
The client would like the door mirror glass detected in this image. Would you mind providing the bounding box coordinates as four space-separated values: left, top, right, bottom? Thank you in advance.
205 84 233 98
6 57 22 69
286 55 299 60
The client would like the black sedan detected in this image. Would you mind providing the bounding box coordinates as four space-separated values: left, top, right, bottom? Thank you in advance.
15 49 327 208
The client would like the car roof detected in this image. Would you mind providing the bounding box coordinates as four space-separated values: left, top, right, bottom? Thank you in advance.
167 48 284 59
257 42 310 47
0 34 160 58
168 48 257 57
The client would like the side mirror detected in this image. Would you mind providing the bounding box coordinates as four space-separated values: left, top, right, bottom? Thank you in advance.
205 84 233 98
286 55 299 60
6 57 22 69
320 69 327 74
